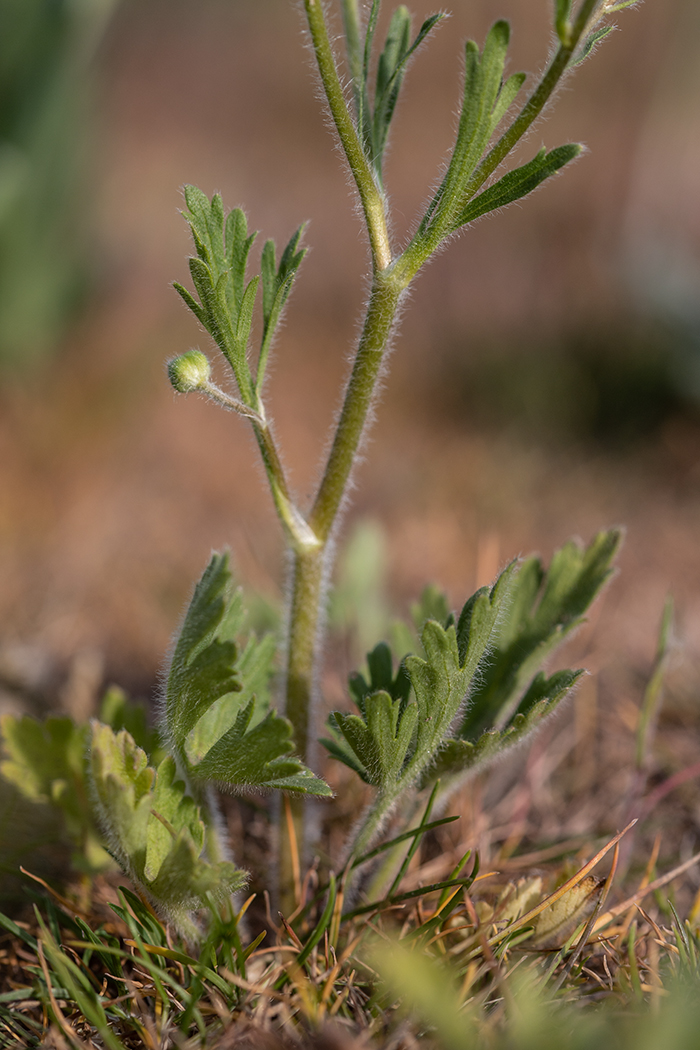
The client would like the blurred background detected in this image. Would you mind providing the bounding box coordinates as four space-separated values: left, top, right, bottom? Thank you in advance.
0 0 699 767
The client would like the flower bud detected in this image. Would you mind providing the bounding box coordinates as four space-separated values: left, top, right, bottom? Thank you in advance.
167 349 211 393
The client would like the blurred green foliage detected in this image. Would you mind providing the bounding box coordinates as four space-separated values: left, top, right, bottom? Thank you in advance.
0 0 116 368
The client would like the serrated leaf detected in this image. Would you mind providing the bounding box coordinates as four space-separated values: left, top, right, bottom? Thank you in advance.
165 552 242 758
365 8 444 182
349 641 411 717
370 6 411 174
257 226 307 390
426 20 511 238
192 699 332 796
331 692 418 788
411 584 452 633
324 563 516 793
225 207 257 309
453 144 581 229
100 685 163 762
167 553 330 797
460 530 621 742
423 668 582 787
186 627 276 765
89 722 246 915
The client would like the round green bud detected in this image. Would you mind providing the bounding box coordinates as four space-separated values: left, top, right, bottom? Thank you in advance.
167 349 211 393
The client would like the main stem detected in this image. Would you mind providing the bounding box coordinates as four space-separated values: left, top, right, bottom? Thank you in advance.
278 272 404 913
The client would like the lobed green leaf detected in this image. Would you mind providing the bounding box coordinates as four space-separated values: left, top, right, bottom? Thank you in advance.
166 552 330 797
165 552 242 758
324 563 517 793
458 529 622 746
89 722 246 915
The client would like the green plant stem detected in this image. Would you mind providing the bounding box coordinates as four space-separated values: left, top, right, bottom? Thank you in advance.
303 0 391 270
310 273 405 539
277 0 607 912
346 786 402 864
201 380 317 555
252 421 320 555
277 252 405 914
282 276 406 753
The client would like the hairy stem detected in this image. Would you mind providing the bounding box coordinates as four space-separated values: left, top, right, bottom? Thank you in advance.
303 0 391 270
310 272 405 540
346 786 401 865
252 421 320 555
277 243 404 911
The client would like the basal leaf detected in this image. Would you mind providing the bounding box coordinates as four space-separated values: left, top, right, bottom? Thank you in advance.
423 668 583 787
0 714 109 872
89 722 246 916
348 641 411 718
100 685 163 763
167 552 329 797
165 552 242 757
324 563 516 794
460 530 621 742
192 700 332 796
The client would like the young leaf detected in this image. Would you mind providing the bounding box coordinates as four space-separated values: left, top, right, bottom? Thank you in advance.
178 187 258 404
166 552 331 797
422 21 512 240
257 225 306 390
370 7 411 174
89 722 246 916
360 7 444 182
574 25 616 65
452 144 582 229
